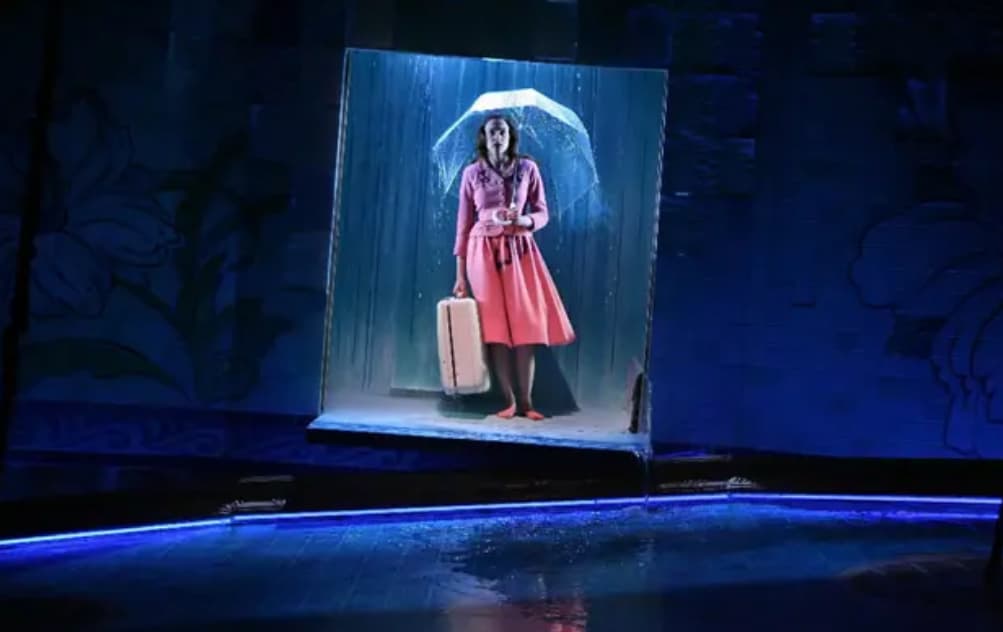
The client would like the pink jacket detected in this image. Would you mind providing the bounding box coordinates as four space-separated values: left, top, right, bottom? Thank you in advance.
453 158 550 257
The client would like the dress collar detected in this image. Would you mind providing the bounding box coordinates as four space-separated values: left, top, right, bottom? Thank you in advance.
479 157 519 178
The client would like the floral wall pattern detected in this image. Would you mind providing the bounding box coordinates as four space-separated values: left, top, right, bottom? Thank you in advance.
646 3 1003 458
1 0 331 420
2 0 1002 472
1 87 325 411
850 72 1003 457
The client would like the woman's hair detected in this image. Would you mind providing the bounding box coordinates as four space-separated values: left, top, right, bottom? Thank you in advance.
474 114 521 163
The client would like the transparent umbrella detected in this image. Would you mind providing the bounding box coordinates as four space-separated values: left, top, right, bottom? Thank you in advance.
432 88 598 212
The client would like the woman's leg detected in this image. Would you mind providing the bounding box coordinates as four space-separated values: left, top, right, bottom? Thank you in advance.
489 344 516 418
515 345 544 420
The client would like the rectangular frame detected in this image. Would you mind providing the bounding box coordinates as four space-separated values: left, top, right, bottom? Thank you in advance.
312 48 668 452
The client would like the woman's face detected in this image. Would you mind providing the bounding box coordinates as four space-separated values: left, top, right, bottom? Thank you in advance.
484 118 511 156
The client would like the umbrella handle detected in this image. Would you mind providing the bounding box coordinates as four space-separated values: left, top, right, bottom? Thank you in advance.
506 170 520 213
490 207 513 226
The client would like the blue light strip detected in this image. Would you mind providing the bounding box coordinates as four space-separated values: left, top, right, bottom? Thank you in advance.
0 518 230 548
229 493 727 524
0 492 998 549
734 492 1001 506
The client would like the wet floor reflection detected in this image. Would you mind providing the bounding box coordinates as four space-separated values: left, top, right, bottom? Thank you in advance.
0 503 1000 630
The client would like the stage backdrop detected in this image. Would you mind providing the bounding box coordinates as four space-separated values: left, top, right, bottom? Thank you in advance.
323 49 667 415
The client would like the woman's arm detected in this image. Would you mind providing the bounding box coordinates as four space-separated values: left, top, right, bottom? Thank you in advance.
525 161 549 231
453 171 474 257
453 170 473 296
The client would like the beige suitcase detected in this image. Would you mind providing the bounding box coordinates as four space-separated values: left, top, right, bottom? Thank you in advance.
437 297 491 395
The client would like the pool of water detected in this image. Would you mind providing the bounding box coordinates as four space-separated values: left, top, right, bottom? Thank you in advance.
0 501 1000 630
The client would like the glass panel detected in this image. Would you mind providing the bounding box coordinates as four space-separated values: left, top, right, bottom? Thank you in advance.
316 49 667 451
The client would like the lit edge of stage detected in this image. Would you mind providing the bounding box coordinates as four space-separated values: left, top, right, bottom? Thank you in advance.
1 492 999 549
307 414 648 452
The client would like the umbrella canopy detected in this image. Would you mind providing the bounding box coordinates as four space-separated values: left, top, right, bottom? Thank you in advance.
432 88 598 212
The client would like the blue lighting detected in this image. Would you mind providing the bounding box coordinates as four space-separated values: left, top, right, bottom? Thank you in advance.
230 493 727 524
0 492 998 550
735 492 1001 506
0 518 230 548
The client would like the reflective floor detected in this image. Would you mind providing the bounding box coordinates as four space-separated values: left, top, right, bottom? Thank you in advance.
1 501 1001 631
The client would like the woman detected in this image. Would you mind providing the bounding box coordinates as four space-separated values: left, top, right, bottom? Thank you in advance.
453 115 575 420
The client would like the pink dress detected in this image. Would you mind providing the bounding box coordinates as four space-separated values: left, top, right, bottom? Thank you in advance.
454 158 576 348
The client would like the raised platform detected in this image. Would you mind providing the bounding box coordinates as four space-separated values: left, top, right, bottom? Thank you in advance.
310 392 645 452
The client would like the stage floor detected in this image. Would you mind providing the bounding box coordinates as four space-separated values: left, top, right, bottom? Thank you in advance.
311 392 644 451
2 499 998 631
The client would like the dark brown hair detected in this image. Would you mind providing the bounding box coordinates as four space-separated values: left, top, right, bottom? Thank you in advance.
474 114 521 164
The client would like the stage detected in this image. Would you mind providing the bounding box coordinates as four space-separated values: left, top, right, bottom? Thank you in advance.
2 495 999 631
310 392 645 451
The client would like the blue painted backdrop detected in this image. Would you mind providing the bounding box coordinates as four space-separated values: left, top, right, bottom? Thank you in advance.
1 1 1001 481
325 50 666 414
0 1 330 416
647 5 1003 459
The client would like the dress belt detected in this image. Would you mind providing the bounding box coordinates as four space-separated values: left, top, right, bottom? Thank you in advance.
472 220 530 236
